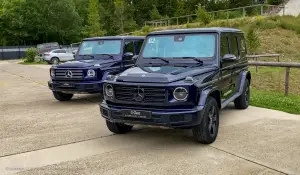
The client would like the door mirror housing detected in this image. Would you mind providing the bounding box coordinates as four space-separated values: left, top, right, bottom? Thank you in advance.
132 55 139 62
123 52 134 60
222 54 237 61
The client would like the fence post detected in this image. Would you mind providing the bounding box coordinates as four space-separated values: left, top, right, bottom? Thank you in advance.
212 12 215 20
285 67 290 96
277 55 280 62
256 57 258 72
283 6 285 16
176 17 179 25
227 11 229 19
243 7 246 17
187 16 189 23
260 5 264 16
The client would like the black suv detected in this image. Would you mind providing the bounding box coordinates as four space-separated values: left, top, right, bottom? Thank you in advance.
48 36 144 101
100 28 251 144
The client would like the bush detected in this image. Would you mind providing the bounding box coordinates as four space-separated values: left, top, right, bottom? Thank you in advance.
24 48 38 63
246 28 260 54
268 0 283 5
196 7 211 25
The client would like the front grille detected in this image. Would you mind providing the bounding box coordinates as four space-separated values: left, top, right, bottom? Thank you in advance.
114 85 166 103
54 69 83 80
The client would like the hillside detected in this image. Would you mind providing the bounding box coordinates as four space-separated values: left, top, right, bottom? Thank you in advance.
131 15 300 96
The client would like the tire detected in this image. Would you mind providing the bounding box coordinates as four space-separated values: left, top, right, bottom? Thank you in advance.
106 120 133 134
234 79 250 109
53 91 73 101
192 96 219 144
51 57 59 65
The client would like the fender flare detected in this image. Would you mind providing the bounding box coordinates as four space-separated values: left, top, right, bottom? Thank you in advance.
198 86 220 108
238 70 251 93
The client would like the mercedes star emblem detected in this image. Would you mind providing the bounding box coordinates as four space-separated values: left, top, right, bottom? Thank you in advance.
133 88 145 102
65 70 73 78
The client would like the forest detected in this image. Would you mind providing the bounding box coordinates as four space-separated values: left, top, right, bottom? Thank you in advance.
0 0 283 45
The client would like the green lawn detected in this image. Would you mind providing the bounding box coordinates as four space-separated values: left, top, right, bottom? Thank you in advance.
250 88 300 115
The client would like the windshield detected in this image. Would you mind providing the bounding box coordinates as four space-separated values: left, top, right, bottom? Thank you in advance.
78 40 122 55
142 34 216 59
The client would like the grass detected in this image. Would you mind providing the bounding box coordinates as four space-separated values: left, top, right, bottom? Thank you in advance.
19 61 49 65
250 88 300 115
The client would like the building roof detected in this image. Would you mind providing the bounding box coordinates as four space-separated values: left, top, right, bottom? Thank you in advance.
148 27 243 35
83 36 145 41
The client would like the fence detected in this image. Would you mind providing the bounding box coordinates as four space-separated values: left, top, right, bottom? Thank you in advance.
144 4 285 28
248 61 300 96
0 45 79 60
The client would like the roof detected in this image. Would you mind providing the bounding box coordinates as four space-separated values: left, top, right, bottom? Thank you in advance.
83 36 145 41
148 27 243 35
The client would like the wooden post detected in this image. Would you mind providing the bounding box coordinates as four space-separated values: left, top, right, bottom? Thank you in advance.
277 56 280 62
227 11 229 19
187 16 189 23
256 57 258 72
212 12 215 20
285 67 290 96
243 7 246 17
260 5 264 16
177 18 179 26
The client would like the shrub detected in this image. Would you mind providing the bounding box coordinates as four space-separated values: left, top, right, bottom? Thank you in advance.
25 48 38 63
268 0 284 5
196 7 211 25
246 28 260 54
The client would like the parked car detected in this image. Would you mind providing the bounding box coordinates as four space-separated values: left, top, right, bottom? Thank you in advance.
48 36 145 101
42 49 74 64
37 42 60 56
100 28 251 144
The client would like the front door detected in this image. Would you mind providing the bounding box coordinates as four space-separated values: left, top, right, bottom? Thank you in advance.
220 34 235 102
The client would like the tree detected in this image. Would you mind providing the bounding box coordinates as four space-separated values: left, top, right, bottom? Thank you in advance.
150 5 161 20
247 28 260 54
115 0 138 34
87 0 104 37
196 7 211 25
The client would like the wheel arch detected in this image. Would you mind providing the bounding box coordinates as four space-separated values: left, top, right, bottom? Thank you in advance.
198 87 221 109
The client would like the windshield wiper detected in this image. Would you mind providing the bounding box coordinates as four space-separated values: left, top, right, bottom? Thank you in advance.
79 54 95 59
180 57 203 65
146 57 169 64
96 54 114 60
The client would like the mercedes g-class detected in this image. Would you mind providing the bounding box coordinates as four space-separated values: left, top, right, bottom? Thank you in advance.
48 36 145 101
100 28 251 144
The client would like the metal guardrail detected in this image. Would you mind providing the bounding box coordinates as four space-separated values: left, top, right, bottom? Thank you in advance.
144 4 285 27
248 61 300 96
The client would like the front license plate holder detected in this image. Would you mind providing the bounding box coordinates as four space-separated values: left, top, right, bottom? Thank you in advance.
121 110 151 119
59 83 74 88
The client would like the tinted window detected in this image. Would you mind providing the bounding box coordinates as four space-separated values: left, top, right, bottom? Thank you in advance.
239 36 246 53
124 40 134 53
229 36 239 57
142 34 216 59
135 40 144 54
220 35 229 57
78 40 122 55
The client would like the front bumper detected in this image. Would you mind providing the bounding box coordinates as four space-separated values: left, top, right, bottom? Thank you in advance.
48 80 103 93
100 102 205 128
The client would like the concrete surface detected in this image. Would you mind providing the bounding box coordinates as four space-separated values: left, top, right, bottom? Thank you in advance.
280 0 300 16
0 60 300 175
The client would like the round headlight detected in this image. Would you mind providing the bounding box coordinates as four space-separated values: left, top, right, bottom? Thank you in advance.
105 84 114 97
173 87 188 101
87 69 96 77
50 69 55 77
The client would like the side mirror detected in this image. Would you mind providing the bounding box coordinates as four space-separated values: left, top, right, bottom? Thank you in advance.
123 52 134 59
132 55 139 62
222 54 237 61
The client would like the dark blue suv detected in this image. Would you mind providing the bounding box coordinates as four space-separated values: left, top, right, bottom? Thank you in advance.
48 36 145 101
100 28 251 144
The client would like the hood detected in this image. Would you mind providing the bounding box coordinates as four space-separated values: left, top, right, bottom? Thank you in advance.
116 65 217 83
55 59 118 68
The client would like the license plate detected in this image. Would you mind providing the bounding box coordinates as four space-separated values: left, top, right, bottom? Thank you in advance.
59 83 74 87
121 110 151 119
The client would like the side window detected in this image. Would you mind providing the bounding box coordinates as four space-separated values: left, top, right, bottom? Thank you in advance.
53 50 61 53
238 36 246 54
229 36 239 57
60 50 66 53
135 40 144 54
220 35 229 57
124 40 134 54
